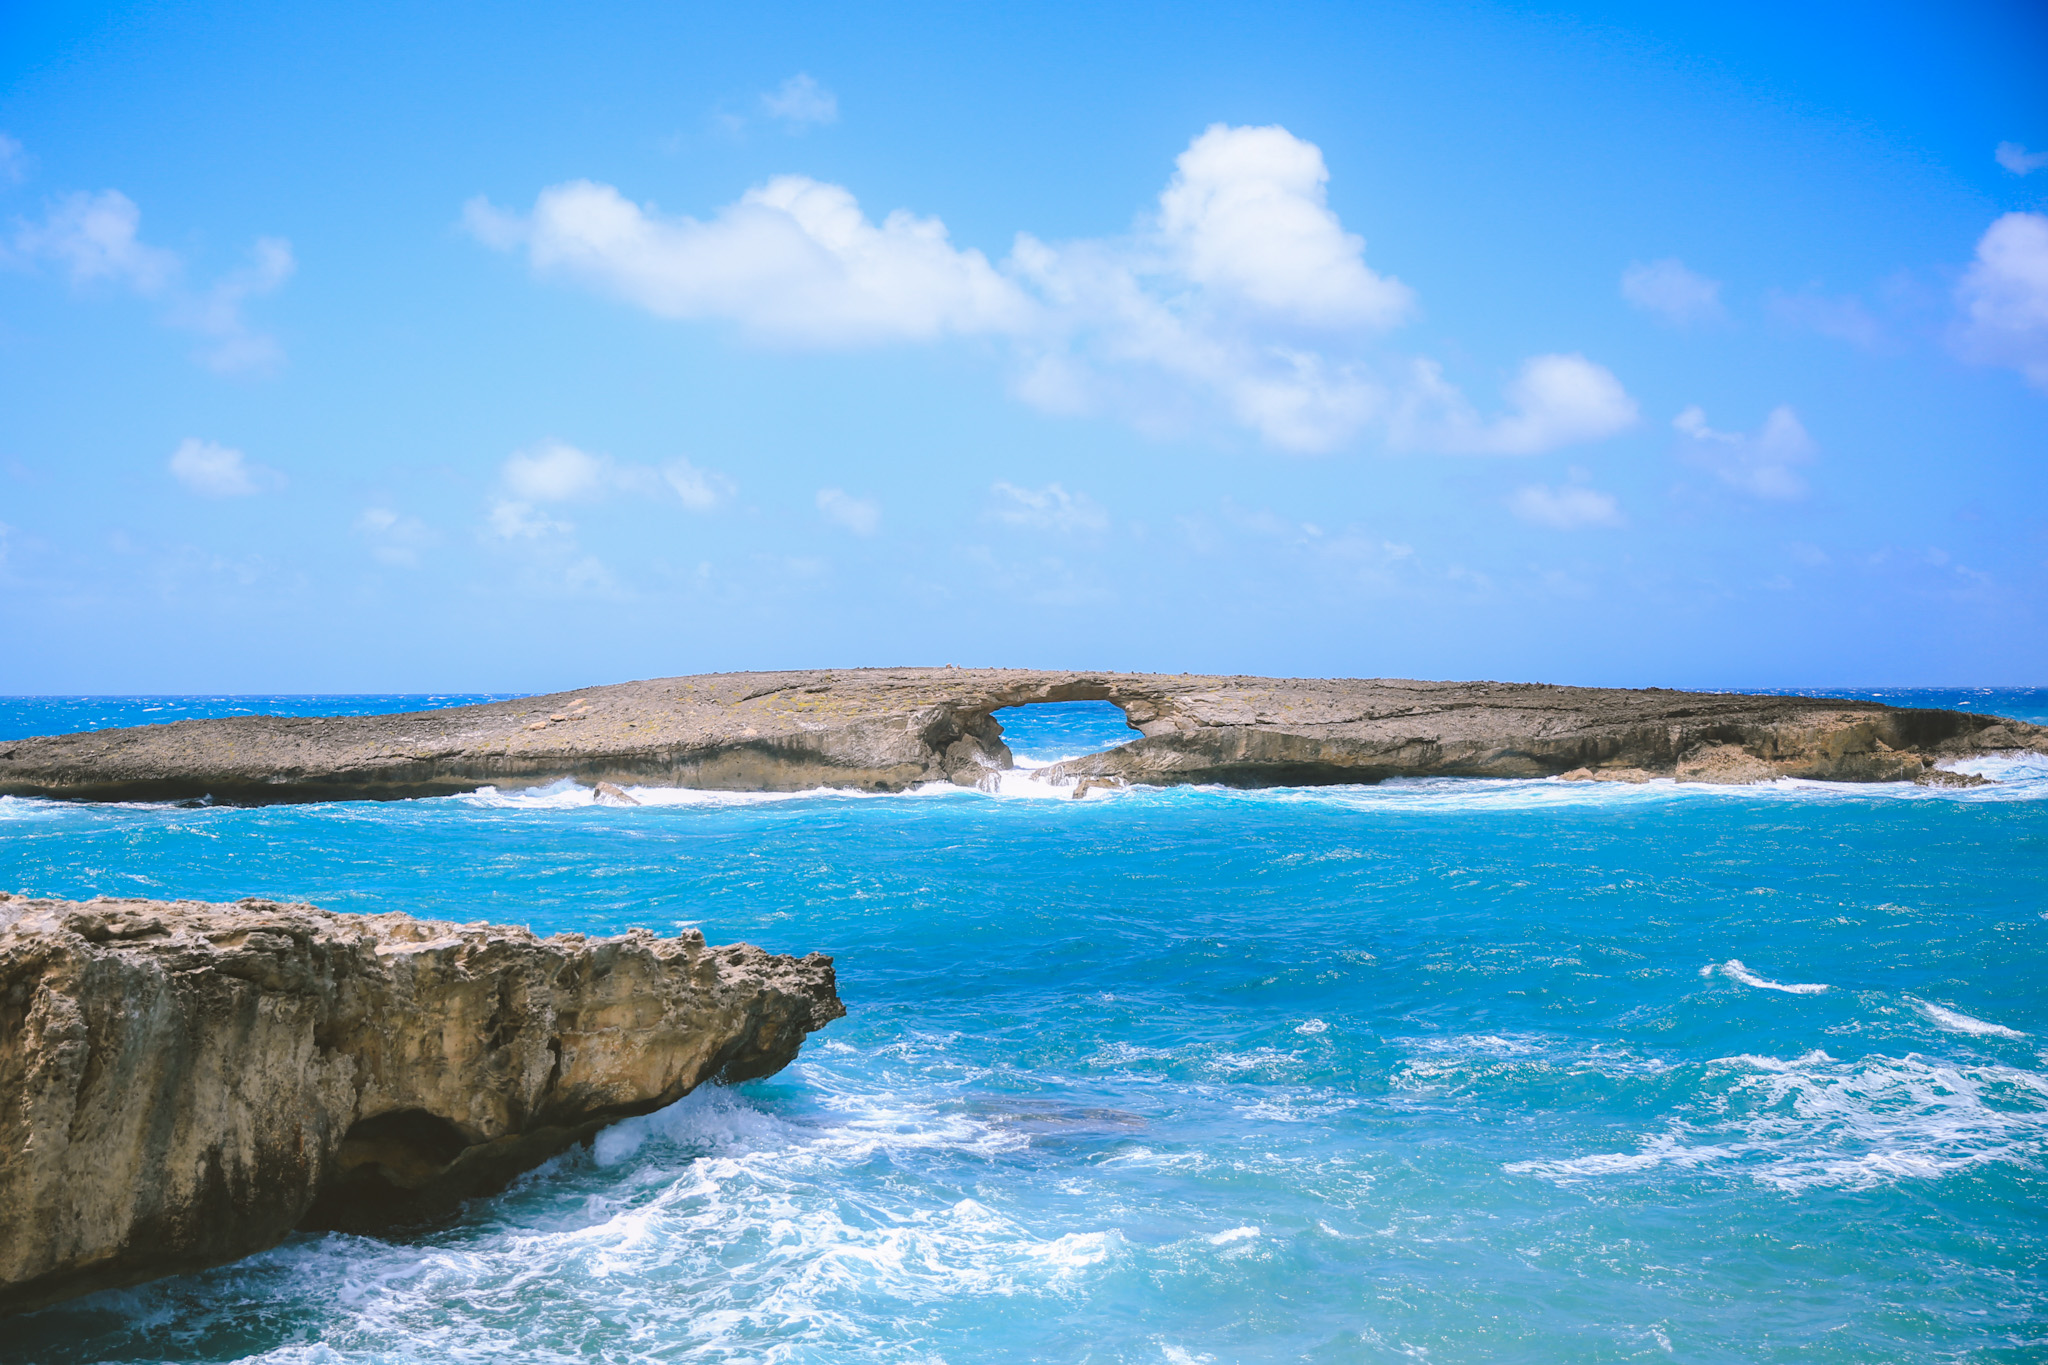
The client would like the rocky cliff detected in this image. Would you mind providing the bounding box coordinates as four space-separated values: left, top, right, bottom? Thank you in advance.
0 895 844 1315
0 670 2041 802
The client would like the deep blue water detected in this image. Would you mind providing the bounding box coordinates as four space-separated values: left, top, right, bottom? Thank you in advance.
2 692 2045 1364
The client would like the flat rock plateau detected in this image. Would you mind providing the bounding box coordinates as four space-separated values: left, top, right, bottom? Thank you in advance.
1 670 2042 803
0 895 844 1315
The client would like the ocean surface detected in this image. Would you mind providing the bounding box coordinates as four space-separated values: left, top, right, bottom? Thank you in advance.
2 689 2046 1364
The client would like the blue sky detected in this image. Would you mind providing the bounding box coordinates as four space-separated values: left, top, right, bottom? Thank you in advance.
1 0 2044 692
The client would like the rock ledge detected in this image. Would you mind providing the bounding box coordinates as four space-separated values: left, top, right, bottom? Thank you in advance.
0 894 843 1315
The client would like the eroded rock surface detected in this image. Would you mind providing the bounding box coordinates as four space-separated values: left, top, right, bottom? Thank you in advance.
0 895 843 1315
0 669 2041 802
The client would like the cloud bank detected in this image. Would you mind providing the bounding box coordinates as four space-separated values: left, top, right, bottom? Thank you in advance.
468 124 1635 455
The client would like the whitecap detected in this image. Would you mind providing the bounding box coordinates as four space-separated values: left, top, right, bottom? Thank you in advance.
1720 960 1829 994
1205 1225 1260 1246
1506 1051 2048 1192
1907 996 2028 1040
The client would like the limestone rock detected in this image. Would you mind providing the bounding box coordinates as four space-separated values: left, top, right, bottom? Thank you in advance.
1673 744 1779 785
1 669 2042 802
1558 767 1657 784
0 894 843 1315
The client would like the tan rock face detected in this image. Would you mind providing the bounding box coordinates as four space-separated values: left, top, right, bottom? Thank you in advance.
1673 744 1779 785
0 895 844 1316
0 669 2041 802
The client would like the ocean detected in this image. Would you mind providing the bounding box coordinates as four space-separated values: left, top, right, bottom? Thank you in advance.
2 689 2045 1364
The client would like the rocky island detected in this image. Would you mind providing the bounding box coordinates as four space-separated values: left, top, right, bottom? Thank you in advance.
0 670 2041 803
0 895 843 1315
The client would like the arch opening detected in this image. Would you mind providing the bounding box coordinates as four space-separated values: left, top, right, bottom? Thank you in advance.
988 699 1143 766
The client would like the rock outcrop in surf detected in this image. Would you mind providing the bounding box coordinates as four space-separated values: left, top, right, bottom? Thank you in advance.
0 894 844 1315
0 670 2041 803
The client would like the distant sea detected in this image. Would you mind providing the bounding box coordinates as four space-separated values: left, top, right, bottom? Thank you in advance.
2 688 2045 1364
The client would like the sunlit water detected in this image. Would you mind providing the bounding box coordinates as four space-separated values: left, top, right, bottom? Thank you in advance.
2 692 2045 1363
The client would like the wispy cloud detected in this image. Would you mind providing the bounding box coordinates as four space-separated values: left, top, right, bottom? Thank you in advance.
493 438 736 514
168 438 283 497
1768 288 1883 350
989 481 1109 534
1621 258 1725 326
1396 354 1638 455
11 187 294 373
664 457 736 511
1509 482 1624 530
354 507 436 566
466 123 1636 457
761 74 838 130
1674 404 1815 500
0 132 27 184
817 487 880 535
1995 141 2048 175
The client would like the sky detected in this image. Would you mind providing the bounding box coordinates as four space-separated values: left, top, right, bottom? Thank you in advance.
0 0 2044 693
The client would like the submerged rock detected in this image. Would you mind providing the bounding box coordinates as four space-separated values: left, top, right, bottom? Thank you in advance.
0 669 2043 802
0 894 843 1315
1915 768 1994 788
1558 767 1657 784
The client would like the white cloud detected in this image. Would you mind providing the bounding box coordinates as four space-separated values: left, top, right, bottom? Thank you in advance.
504 439 613 501
1398 353 1638 455
470 123 1631 456
0 133 28 185
1621 258 1725 325
354 507 436 566
169 438 280 497
13 189 294 372
1952 211 2048 389
1509 483 1624 529
1674 404 1814 500
465 177 1030 346
817 487 880 535
761 74 838 130
1995 142 2048 175
990 481 1109 533
1155 123 1413 328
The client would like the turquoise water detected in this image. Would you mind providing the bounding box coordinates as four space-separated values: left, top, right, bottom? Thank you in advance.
2 693 2046 1363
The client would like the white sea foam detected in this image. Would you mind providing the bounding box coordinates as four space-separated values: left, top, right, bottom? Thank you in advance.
1206 1225 1260 1246
0 795 63 822
1507 1051 2048 1192
1719 960 1829 994
137 1079 1120 1363
387 745 2048 815
1907 996 2028 1040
